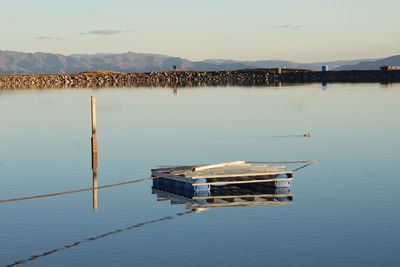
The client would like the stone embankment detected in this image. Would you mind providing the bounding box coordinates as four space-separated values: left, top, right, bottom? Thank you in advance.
0 70 272 90
2 69 400 90
277 70 400 83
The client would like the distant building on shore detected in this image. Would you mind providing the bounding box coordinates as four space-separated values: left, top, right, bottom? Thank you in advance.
380 65 400 71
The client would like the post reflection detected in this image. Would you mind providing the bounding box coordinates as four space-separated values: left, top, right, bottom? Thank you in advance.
92 170 98 211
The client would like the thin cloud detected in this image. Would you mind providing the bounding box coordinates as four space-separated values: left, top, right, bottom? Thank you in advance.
273 25 304 31
80 30 123 35
36 36 61 40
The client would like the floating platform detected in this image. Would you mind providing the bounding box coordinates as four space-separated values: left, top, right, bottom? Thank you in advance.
151 161 294 192
152 182 293 210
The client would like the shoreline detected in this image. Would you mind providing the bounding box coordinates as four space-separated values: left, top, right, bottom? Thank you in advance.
1 69 400 90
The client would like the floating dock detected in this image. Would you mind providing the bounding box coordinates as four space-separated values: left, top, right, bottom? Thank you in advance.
151 161 301 192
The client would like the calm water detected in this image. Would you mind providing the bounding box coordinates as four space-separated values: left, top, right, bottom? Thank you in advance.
0 83 399 266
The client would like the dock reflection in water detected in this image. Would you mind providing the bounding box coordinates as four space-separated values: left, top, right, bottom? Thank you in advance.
152 180 293 211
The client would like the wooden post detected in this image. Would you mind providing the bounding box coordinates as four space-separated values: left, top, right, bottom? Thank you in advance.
91 96 97 136
91 96 98 171
91 96 98 211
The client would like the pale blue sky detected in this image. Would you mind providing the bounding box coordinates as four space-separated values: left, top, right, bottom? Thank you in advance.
1 0 399 62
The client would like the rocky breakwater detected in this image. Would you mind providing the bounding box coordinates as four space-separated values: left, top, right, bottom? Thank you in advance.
277 70 400 83
0 70 272 90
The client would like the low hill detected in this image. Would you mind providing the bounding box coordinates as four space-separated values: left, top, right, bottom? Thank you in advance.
334 55 400 70
0 51 194 75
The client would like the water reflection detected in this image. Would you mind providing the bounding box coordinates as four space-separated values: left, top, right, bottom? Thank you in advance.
6 210 194 267
0 81 312 91
92 171 98 211
7 174 295 266
152 182 293 211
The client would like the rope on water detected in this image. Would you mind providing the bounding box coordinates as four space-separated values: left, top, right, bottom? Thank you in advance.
0 168 194 204
0 160 318 204
291 161 319 172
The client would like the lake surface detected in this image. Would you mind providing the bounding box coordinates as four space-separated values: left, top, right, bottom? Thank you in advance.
0 83 399 266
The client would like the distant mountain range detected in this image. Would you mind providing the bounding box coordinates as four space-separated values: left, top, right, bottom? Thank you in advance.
0 50 399 75
334 55 400 70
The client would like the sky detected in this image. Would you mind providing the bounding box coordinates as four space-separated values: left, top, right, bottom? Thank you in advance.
1 0 399 62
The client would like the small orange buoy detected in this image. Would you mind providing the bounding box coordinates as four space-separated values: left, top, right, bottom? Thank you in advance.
304 133 310 138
